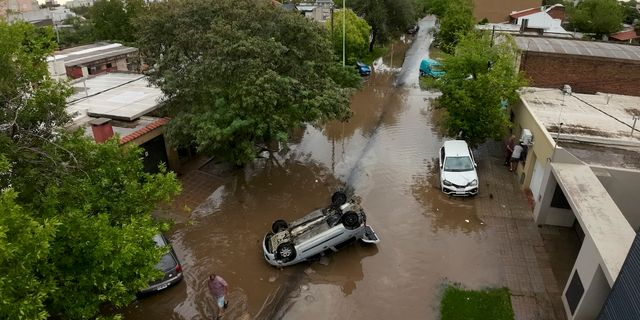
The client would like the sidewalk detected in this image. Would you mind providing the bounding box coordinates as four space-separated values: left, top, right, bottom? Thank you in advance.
474 141 572 320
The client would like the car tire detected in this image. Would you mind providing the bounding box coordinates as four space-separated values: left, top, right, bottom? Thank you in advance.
271 219 289 233
341 211 361 230
331 191 347 207
276 242 296 262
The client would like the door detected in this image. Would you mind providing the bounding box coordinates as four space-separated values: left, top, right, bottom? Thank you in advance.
529 157 544 204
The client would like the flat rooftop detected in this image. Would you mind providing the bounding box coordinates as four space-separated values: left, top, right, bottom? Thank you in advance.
49 42 138 67
520 87 640 146
514 36 640 61
560 142 640 170
551 162 635 284
67 73 164 122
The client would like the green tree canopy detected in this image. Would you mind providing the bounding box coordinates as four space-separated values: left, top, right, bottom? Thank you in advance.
436 32 527 146
436 0 475 54
347 0 416 51
328 8 372 64
136 0 360 164
92 0 146 42
0 21 180 319
567 0 623 36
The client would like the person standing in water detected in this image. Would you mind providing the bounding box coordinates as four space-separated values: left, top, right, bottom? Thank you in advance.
208 274 228 320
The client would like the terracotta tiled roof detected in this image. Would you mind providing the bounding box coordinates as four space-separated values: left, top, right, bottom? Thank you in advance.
119 117 170 145
510 7 542 19
610 29 639 41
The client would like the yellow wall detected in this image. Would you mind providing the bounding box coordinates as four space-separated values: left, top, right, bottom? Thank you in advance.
510 97 556 189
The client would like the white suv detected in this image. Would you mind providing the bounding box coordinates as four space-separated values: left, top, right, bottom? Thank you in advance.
262 192 380 267
439 140 478 196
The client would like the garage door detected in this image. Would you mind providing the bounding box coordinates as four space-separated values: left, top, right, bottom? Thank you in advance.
529 159 544 204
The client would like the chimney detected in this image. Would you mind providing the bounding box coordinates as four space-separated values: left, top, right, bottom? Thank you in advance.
89 117 114 143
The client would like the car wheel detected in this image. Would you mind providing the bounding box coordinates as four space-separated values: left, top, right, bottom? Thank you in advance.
276 242 296 262
331 191 347 207
271 219 289 233
341 211 361 230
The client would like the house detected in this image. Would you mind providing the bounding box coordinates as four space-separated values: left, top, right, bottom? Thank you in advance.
609 29 640 44
514 36 640 96
66 73 181 173
477 4 569 37
47 42 140 80
296 0 333 23
509 4 568 35
509 87 640 320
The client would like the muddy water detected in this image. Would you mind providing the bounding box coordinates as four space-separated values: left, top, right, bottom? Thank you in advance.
473 0 542 22
122 16 503 320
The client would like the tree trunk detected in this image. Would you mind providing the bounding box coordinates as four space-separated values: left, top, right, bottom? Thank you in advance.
369 28 377 52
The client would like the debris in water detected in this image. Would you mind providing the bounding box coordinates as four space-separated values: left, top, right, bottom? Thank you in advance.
268 276 277 282
319 257 330 266
464 219 469 223
305 295 316 303
301 285 309 291
304 268 315 275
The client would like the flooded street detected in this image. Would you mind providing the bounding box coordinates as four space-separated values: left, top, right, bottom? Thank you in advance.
122 16 505 320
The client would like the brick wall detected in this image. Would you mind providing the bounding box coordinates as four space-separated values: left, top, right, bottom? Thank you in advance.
519 52 640 96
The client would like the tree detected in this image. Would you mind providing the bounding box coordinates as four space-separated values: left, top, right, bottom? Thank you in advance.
328 9 371 64
566 0 623 36
435 32 527 146
92 0 146 42
415 0 449 17
621 0 640 25
136 0 360 164
436 0 475 54
1 22 180 319
0 189 57 320
347 0 416 51
58 17 96 48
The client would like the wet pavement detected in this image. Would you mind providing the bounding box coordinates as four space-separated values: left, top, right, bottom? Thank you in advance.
121 16 572 320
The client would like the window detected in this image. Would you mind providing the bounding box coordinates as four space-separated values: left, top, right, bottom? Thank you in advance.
565 270 584 315
106 62 113 68
443 156 474 172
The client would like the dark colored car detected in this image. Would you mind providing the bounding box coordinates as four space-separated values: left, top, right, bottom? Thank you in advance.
407 25 419 34
355 61 371 76
138 234 183 296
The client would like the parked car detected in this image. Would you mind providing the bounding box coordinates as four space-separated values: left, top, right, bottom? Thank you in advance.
419 58 445 78
439 140 478 196
262 191 380 267
355 61 371 76
138 234 183 295
407 25 419 34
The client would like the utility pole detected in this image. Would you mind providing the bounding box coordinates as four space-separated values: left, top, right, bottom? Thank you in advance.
342 0 345 66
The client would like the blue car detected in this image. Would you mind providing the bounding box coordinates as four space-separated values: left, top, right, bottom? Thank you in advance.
356 61 371 76
419 59 445 78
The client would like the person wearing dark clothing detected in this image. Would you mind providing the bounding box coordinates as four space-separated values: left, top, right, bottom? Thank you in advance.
504 135 516 166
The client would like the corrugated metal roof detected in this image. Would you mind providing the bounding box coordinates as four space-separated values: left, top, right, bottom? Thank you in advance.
515 36 640 61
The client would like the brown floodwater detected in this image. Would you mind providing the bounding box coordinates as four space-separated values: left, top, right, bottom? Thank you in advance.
121 16 504 320
473 0 542 22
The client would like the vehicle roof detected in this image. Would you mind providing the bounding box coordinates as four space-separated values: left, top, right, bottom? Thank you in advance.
443 140 471 157
421 58 441 66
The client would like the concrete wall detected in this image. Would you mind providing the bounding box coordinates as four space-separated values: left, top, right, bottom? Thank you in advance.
593 166 640 232
519 52 640 96
534 167 575 226
563 236 612 320
533 149 582 226
510 97 557 190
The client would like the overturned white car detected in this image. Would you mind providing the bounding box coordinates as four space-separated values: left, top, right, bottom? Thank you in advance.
262 192 380 267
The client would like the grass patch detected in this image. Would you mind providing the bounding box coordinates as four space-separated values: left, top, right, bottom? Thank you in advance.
360 47 389 66
441 285 514 320
419 76 439 90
